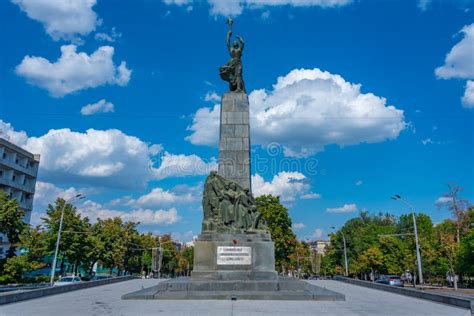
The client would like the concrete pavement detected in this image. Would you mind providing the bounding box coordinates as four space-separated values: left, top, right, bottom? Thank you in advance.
0 278 470 316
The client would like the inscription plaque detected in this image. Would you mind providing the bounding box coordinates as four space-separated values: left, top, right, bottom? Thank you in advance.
217 246 251 265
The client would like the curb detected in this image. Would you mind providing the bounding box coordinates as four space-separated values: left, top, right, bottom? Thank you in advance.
334 276 474 315
0 276 137 305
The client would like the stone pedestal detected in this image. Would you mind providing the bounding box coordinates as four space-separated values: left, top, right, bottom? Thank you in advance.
218 92 251 190
191 233 277 281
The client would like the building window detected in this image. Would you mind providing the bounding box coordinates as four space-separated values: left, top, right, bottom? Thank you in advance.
23 178 27 185
0 170 3 177
15 158 19 164
2 153 5 159
12 175 16 181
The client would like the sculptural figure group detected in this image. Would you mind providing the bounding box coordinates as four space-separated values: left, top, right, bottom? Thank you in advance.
202 171 267 233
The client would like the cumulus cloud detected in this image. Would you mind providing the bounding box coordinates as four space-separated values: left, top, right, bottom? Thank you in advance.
125 185 200 209
300 193 321 199
188 68 405 157
23 128 161 189
31 182 188 227
355 180 363 186
462 80 474 108
435 196 453 204
0 120 219 190
154 153 217 180
252 171 315 202
12 0 99 41
80 200 181 225
292 223 306 230
312 228 324 239
326 203 357 213
204 91 221 102
186 104 220 146
165 0 352 16
81 99 115 115
94 27 122 42
16 45 132 97
0 120 28 145
436 24 474 80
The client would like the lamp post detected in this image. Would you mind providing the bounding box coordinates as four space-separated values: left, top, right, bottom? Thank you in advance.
331 226 349 276
391 194 423 286
49 193 85 286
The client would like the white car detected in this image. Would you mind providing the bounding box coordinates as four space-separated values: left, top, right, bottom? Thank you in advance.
53 276 82 286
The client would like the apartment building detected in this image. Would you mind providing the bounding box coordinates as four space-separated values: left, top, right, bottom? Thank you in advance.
0 137 40 259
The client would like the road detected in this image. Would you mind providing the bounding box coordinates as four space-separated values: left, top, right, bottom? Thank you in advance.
0 279 470 316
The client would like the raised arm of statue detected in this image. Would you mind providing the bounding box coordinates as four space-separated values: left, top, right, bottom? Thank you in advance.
236 35 245 51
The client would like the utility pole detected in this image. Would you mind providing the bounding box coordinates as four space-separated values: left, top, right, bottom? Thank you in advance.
331 226 349 277
342 233 349 277
391 195 423 286
49 194 85 286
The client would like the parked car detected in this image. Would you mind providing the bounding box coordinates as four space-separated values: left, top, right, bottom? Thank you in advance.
53 276 82 286
375 275 403 287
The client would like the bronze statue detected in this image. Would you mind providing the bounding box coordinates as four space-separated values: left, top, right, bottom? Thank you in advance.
219 17 246 93
202 171 267 233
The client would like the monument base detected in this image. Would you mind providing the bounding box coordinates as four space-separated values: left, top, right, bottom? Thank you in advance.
122 277 345 301
192 233 277 281
123 233 345 301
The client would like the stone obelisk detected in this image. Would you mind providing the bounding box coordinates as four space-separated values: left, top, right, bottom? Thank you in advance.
218 92 251 190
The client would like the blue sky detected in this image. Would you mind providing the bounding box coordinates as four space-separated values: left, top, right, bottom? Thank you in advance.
1 0 473 241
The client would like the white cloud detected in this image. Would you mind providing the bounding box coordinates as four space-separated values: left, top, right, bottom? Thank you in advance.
154 152 217 180
436 24 474 80
0 120 29 145
2 120 218 190
312 228 324 239
12 0 99 41
165 0 352 16
292 223 306 230
24 128 160 189
16 45 131 97
94 27 122 42
300 193 321 200
163 0 193 5
187 68 405 157
80 200 181 225
355 180 363 186
326 203 357 213
81 99 115 115
186 104 220 146
126 185 200 209
462 80 474 108
435 196 453 204
252 171 313 202
204 91 221 102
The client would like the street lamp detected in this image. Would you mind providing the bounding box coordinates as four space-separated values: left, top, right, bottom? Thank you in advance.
391 194 423 286
331 226 349 277
49 193 85 286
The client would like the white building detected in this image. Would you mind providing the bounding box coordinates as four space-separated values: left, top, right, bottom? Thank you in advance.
309 240 331 255
0 137 40 259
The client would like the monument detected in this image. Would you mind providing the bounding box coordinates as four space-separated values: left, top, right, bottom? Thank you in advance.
123 19 345 301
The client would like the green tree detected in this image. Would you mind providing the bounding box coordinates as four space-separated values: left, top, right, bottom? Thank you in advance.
457 229 474 276
356 246 384 281
0 191 26 258
256 195 298 273
159 234 178 276
0 255 43 284
42 198 91 275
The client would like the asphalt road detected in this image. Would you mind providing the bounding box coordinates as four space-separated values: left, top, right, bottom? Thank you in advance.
0 279 470 316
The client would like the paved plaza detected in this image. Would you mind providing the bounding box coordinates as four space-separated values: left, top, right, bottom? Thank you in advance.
0 279 470 316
